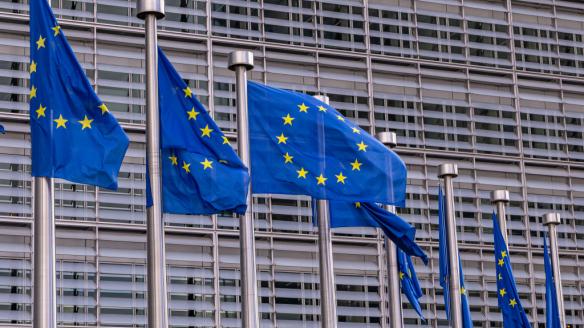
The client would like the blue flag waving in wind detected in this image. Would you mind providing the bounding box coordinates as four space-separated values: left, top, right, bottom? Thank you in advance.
329 201 428 263
493 212 531 328
248 82 407 205
397 248 426 320
29 0 128 189
544 233 561 328
151 48 249 214
438 187 473 327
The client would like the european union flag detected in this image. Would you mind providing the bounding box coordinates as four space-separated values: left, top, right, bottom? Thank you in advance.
493 212 531 328
438 187 473 327
29 0 128 189
152 48 249 214
0 124 4 134
329 201 428 263
248 82 407 205
544 233 561 328
397 248 425 320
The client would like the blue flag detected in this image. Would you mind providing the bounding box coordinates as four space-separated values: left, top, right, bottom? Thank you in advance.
329 201 427 263
438 187 473 327
248 81 407 205
29 0 128 190
397 248 425 320
544 233 561 328
493 212 531 328
149 48 249 214
0 124 4 134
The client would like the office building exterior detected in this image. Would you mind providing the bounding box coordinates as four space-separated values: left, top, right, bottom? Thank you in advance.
0 0 583 326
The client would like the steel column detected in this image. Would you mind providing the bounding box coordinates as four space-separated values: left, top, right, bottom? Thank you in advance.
33 177 56 328
438 163 462 328
543 213 566 328
136 1 168 326
228 50 259 328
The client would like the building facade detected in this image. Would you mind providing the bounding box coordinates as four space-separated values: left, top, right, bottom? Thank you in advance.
0 0 583 326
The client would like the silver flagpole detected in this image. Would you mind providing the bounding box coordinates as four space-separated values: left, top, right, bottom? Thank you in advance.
228 51 259 328
438 163 463 328
376 131 403 328
136 1 168 327
543 213 566 328
33 177 56 328
313 94 337 328
490 190 510 244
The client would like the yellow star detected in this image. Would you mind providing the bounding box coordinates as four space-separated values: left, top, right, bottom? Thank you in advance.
498 273 502 280
316 174 327 186
318 105 327 112
182 161 191 173
399 271 405 280
298 103 309 113
30 85 37 99
78 115 94 130
53 114 68 129
30 61 37 74
354 202 361 208
337 115 345 122
187 107 200 120
335 172 347 184
282 113 294 126
357 141 368 152
222 136 230 144
501 251 507 258
99 103 109 114
498 258 504 266
297 167 308 179
460 287 466 295
509 298 517 308
352 127 360 134
52 25 61 36
169 155 178 166
200 124 213 137
35 104 46 118
499 288 506 297
183 87 192 97
200 158 213 170
276 133 288 144
36 35 46 49
350 159 362 171
283 152 293 164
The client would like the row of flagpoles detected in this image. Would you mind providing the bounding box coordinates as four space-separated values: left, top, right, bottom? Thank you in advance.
26 0 568 326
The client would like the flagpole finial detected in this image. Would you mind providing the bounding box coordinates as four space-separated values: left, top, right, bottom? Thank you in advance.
376 131 397 149
543 212 561 225
490 190 510 203
136 0 165 19
438 163 458 178
228 51 254 71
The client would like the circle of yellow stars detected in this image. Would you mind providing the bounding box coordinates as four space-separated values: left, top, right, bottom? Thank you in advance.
274 100 366 187
30 24 108 131
496 249 518 309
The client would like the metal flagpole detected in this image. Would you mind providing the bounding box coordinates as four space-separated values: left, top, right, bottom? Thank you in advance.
543 212 566 328
490 190 510 244
438 163 463 328
313 94 337 328
376 131 402 328
228 50 259 328
33 177 56 328
136 1 168 327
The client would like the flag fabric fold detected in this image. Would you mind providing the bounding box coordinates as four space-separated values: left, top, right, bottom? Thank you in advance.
397 248 426 320
29 0 129 190
149 48 249 214
493 212 532 328
248 81 407 205
438 187 473 327
544 233 561 328
329 201 427 263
